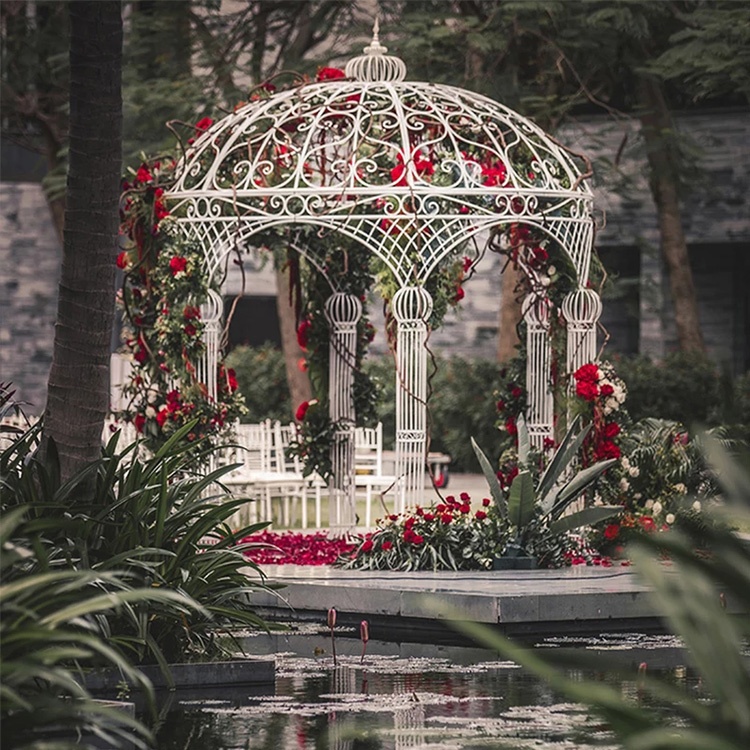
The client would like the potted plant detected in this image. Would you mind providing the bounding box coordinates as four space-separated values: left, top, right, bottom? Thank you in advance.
472 415 621 569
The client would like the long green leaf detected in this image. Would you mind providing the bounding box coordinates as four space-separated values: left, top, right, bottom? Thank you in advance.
550 458 617 519
538 417 590 508
549 505 621 535
507 470 535 529
471 437 507 516
517 412 530 466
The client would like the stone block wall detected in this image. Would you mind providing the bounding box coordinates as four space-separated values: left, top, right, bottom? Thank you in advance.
0 183 61 415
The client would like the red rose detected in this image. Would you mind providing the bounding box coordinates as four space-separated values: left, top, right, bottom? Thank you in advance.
154 199 169 221
156 408 169 427
361 539 374 552
496 400 505 412
481 159 507 187
441 513 453 524
543 437 556 451
295 399 316 422
505 418 518 436
462 256 472 272
604 523 620 540
116 251 129 269
595 440 621 460
574 363 600 383
600 383 614 397
460 503 470 514
475 510 487 521
382 541 393 551
134 413 146 433
460 492 470 502
603 422 621 438
135 164 152 185
316 66 346 81
226 368 238 392
411 534 424 546
482 497 491 507
169 256 188 276
639 516 656 532
183 305 201 320
511 386 523 399
184 323 197 337
423 513 434 522
195 117 214 136
454 286 465 302
576 380 599 402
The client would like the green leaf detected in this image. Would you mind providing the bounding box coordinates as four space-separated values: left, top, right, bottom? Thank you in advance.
517 413 530 466
549 505 621 535
538 417 591 509
471 437 507 516
508 470 535 529
549 459 617 519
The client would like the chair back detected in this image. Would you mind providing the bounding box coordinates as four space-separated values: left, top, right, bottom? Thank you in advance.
354 422 383 475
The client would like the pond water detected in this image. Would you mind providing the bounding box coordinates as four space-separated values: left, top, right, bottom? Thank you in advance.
154 626 693 750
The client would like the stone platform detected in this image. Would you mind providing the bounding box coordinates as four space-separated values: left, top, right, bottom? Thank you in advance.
253 564 666 641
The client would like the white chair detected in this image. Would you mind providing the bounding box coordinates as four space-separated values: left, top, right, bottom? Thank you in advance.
354 422 397 526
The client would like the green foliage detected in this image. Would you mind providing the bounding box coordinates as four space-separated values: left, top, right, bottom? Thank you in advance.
1 416 271 667
225 344 292 423
365 354 505 473
612 351 722 426
473 414 620 560
438 437 750 750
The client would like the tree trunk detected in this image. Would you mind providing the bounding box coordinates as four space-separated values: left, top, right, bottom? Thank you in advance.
43 1 122 483
638 75 705 354
276 264 312 416
497 261 523 363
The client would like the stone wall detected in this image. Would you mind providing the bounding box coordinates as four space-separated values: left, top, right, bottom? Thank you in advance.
0 183 60 415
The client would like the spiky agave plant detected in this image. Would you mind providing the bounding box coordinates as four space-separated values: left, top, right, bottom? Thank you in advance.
472 414 620 560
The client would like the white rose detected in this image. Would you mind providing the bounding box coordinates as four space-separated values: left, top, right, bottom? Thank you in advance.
547 265 557 275
619 478 630 492
145 406 156 419
540 275 551 287
645 499 654 510
652 501 662 516
629 466 640 478
693 500 702 512
674 483 687 494
634 493 642 500
666 513 675 524
621 457 631 470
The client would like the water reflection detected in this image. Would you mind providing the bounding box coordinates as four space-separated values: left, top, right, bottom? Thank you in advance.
154 632 693 750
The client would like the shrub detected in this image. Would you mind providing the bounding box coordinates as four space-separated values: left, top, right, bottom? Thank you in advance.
225 343 292 423
612 350 721 426
1 417 272 667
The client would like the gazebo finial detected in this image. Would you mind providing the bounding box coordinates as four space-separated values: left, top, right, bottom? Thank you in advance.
345 17 406 82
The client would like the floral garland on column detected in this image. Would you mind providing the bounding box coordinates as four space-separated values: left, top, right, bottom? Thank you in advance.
116 148 246 449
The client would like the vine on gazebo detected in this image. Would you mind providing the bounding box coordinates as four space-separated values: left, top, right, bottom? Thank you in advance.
116 154 246 449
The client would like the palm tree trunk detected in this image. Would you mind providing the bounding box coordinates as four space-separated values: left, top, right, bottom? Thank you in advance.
638 75 705 354
43 1 122 483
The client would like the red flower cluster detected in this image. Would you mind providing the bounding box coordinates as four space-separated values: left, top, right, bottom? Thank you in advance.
316 67 346 81
187 116 214 145
242 530 357 566
390 151 435 186
574 363 600 402
169 256 188 276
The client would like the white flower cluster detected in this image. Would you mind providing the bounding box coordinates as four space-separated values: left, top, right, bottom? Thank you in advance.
599 362 627 416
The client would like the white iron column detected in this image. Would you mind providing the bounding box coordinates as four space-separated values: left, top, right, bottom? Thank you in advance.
325 293 362 531
523 294 554 450
562 287 602 377
198 289 223 401
392 286 433 512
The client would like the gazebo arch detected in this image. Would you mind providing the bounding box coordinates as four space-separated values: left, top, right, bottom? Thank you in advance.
166 25 599 521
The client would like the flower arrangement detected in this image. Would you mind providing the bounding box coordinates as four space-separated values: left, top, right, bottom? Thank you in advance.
588 418 721 555
342 492 503 571
570 361 628 465
116 151 246 450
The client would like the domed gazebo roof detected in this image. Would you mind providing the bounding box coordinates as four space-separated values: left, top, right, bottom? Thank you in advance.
168 24 594 286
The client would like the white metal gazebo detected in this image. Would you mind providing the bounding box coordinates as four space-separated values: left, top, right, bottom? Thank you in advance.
166 24 600 525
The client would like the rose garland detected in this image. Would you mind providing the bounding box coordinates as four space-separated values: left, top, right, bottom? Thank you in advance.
116 146 246 450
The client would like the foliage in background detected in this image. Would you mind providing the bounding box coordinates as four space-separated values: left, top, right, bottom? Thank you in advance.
440 437 750 750
225 344 291 423
1 412 271 668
